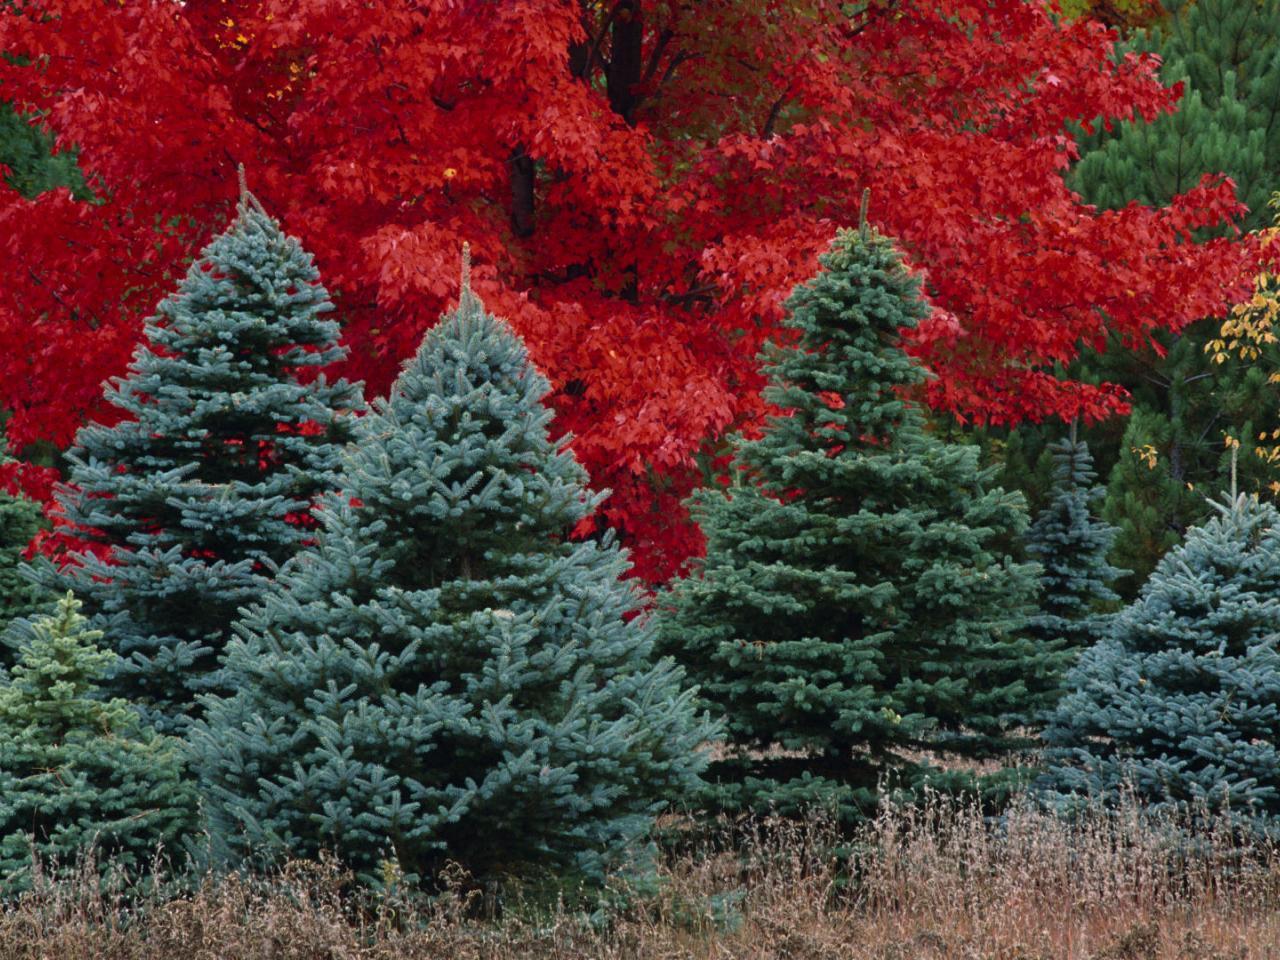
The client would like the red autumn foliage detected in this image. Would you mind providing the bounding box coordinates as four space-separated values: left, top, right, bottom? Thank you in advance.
0 0 1257 581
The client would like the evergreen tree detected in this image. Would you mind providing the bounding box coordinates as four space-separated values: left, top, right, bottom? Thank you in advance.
1069 0 1280 594
657 224 1044 823
1037 493 1280 831
0 593 197 892
190 261 713 890
1024 433 1125 658
0 461 48 639
1073 0 1280 234
0 101 84 199
25 180 363 731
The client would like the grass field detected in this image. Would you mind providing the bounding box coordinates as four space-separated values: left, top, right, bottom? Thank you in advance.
2 796 1277 959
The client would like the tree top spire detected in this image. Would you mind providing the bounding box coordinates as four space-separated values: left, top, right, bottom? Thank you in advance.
235 163 266 217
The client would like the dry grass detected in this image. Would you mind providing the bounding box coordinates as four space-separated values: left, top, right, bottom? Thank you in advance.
2 796 1278 959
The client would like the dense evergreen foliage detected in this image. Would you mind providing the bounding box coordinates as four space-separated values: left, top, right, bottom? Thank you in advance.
1024 436 1125 658
192 267 713 889
0 101 83 199
658 225 1044 823
0 462 47 642
0 594 196 891
26 186 363 731
1070 0 1280 593
1038 493 1280 829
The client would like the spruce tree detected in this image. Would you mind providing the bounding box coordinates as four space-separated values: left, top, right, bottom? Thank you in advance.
190 259 713 890
0 466 48 640
1024 433 1125 658
658 223 1044 823
0 593 197 892
26 179 363 731
1037 493 1280 831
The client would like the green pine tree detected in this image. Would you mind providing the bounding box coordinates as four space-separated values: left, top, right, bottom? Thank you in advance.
657 224 1044 823
25 181 363 731
1068 0 1280 594
1024 433 1125 658
0 593 197 892
190 259 714 890
1037 492 1280 831
1072 0 1280 233
0 101 85 199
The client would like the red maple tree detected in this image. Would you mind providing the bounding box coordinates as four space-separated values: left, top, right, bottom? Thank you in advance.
0 0 1256 581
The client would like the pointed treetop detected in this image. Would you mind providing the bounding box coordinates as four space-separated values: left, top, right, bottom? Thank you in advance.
235 162 266 218
859 188 871 240
458 241 484 313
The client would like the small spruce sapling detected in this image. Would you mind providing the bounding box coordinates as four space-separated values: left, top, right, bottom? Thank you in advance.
0 593 197 892
1024 430 1126 664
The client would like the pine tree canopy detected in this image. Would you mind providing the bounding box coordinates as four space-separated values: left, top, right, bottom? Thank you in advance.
191 268 714 890
1073 0 1280 231
0 593 197 892
25 185 363 730
1038 493 1280 831
1024 436 1125 657
659 225 1045 823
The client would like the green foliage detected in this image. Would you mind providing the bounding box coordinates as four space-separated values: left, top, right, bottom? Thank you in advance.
1072 0 1280 232
1025 436 1125 658
0 482 47 637
658 227 1045 824
25 190 363 731
1069 0 1280 595
191 277 714 891
1038 494 1280 831
0 101 84 199
0 593 197 892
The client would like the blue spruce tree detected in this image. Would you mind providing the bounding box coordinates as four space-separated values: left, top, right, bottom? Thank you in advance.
26 174 363 731
1038 491 1280 831
658 220 1044 822
191 252 714 890
0 458 48 642
1024 432 1125 660
0 593 197 892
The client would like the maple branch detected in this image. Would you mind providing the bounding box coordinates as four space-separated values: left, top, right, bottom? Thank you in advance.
761 84 794 139
607 0 644 124
636 50 700 112
574 1 625 80
640 27 674 86
509 145 536 239
663 282 720 307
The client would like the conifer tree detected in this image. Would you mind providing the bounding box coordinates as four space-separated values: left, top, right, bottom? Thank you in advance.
26 176 363 731
1024 433 1125 658
0 460 47 639
191 255 713 890
0 105 83 199
1038 492 1280 830
0 593 197 891
1070 0 1280 593
658 222 1044 822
